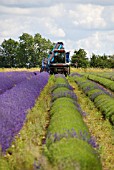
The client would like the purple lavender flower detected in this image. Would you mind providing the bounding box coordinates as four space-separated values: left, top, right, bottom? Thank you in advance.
52 90 77 102
47 129 98 149
0 72 49 152
90 91 104 101
0 71 40 95
70 73 82 77
88 136 99 148
51 83 73 92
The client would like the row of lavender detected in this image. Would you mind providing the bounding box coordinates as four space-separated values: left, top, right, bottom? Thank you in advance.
81 72 114 92
84 71 114 81
71 73 114 125
0 72 49 152
44 74 102 170
0 71 39 95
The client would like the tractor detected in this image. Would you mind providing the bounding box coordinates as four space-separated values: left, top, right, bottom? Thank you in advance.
40 42 70 76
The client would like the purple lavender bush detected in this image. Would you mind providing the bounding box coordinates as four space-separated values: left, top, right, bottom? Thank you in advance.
0 71 39 95
0 72 49 152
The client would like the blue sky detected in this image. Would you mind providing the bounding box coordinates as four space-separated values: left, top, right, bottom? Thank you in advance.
0 0 114 57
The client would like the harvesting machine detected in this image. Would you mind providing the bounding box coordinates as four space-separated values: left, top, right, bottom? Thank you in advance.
40 42 70 76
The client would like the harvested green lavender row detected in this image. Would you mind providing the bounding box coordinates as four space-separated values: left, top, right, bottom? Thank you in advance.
82 73 114 92
71 74 114 125
44 74 102 170
82 71 114 81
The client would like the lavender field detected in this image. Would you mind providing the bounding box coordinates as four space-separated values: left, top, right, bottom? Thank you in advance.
0 71 49 152
0 68 114 170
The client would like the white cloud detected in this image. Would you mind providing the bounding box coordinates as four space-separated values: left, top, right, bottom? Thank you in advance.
103 6 114 25
64 39 76 56
0 14 66 45
0 3 66 18
1 0 114 7
76 31 114 57
39 18 66 38
0 1 114 58
48 3 66 18
69 4 106 29
0 5 30 15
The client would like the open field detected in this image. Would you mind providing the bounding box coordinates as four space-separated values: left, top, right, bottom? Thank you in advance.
0 68 114 170
0 67 113 73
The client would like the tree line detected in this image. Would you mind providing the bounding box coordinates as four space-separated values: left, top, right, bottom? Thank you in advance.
0 33 53 68
0 32 114 68
71 49 114 68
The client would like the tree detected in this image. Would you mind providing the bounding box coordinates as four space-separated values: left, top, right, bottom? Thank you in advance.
1 39 19 67
18 33 53 68
0 33 54 68
18 33 34 67
34 33 53 67
0 46 3 67
71 49 89 68
90 53 113 68
108 55 114 68
90 53 97 67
